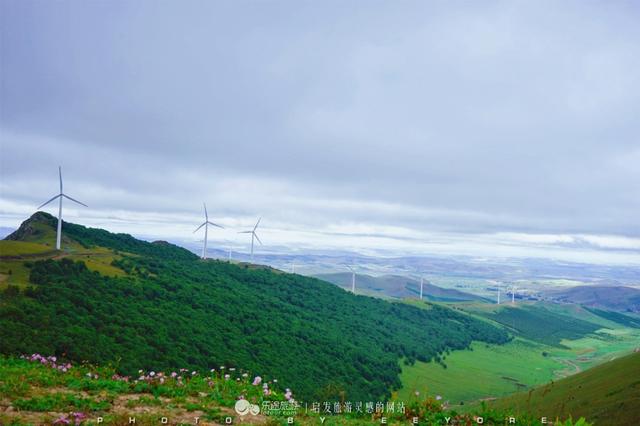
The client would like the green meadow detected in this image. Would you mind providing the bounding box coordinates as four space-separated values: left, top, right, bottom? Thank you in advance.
398 305 640 406
398 339 558 404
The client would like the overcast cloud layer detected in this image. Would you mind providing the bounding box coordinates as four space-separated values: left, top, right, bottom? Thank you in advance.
1 1 639 265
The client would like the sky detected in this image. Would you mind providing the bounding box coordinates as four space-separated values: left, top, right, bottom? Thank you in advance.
1 1 639 265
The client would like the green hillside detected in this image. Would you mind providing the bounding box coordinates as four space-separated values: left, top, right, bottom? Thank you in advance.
489 352 640 426
0 212 510 401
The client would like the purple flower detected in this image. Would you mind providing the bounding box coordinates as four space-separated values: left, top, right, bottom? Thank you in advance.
252 376 262 386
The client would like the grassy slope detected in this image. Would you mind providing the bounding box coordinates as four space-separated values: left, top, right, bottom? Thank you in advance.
398 302 640 405
0 240 125 290
489 352 640 426
399 339 559 403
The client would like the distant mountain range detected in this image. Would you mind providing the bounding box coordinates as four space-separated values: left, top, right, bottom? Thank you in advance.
549 285 640 313
316 272 486 301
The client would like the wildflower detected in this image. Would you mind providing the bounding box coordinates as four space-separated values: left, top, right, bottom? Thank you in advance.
224 374 230 380
86 373 92 378
53 416 71 425
150 371 156 377
138 369 144 374
171 372 177 378
252 376 262 386
229 367 236 371
192 371 197 376
220 366 225 370
436 395 442 401
210 368 215 373
415 391 420 396
273 379 278 383
160 378 165 384
242 373 248 378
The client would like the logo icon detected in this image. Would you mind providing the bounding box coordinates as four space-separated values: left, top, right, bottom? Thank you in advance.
235 399 260 416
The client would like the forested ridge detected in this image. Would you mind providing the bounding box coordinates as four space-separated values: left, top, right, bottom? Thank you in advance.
0 214 510 400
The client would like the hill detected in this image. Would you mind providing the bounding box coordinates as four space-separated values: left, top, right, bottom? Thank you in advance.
0 212 510 401
489 352 640 426
549 285 640 313
316 272 484 301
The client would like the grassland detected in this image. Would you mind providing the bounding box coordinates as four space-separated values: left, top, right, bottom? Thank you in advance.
398 339 559 404
399 302 640 407
489 352 640 426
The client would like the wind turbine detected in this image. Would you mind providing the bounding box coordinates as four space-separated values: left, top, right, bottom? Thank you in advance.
509 286 517 304
225 240 239 262
497 286 501 305
346 265 356 293
38 166 87 250
193 202 223 259
420 276 424 300
291 262 296 274
238 217 262 262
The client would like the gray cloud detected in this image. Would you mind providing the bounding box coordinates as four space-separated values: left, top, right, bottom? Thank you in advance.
1 0 639 263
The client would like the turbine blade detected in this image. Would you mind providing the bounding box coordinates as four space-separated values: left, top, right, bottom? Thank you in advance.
194 222 206 233
253 217 261 231
62 194 88 207
238 230 252 234
38 194 62 209
253 232 263 245
207 221 224 229
203 202 208 220
58 166 63 192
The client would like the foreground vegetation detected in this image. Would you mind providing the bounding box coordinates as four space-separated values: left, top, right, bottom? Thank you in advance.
0 355 592 425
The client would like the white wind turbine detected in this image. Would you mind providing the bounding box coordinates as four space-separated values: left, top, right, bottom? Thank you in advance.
238 217 262 262
509 286 517 304
225 239 241 262
497 286 501 305
38 166 87 250
420 276 425 300
346 265 356 293
193 202 223 259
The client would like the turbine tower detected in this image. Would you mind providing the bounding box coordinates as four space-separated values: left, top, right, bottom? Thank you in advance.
239 217 262 262
38 166 87 250
497 286 501 305
420 276 424 300
509 286 516 304
193 202 223 259
347 265 356 293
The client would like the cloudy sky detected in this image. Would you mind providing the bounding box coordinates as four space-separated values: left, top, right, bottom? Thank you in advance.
1 1 639 265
